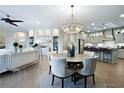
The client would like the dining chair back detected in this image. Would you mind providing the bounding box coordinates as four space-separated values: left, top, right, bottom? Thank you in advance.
51 56 73 77
51 56 74 88
78 57 97 75
47 51 57 74
76 56 97 88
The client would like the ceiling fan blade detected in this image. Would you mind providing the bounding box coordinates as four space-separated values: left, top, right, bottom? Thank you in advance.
0 18 12 22
0 18 7 21
10 20 24 22
9 22 18 26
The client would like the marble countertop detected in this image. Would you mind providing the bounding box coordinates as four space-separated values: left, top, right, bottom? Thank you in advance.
0 48 37 55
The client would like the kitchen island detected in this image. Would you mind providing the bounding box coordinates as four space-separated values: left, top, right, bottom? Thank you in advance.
0 49 39 73
83 47 118 63
9 50 39 70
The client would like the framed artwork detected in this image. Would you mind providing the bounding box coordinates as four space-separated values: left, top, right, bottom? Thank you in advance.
38 36 49 44
29 37 34 46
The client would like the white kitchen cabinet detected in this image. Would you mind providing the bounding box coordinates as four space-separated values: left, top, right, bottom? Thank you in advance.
118 49 124 59
0 50 39 73
10 51 38 69
0 54 7 73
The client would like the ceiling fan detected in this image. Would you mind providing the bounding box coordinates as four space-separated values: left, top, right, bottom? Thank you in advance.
0 11 24 26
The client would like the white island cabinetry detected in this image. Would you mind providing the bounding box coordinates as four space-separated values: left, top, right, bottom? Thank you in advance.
0 54 7 73
10 50 38 70
118 49 124 59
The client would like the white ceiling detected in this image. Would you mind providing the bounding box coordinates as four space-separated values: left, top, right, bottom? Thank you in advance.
0 5 124 32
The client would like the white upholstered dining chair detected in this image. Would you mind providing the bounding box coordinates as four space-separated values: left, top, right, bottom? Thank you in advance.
51 56 75 88
47 51 57 74
48 50 68 75
76 56 98 88
48 54 51 74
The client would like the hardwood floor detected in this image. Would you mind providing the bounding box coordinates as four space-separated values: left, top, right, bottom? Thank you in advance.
96 59 124 87
0 57 49 88
0 56 124 88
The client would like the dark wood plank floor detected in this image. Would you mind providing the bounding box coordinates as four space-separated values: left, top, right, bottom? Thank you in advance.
0 56 124 88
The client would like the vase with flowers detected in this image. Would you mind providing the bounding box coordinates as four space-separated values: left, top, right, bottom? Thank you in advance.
32 43 38 50
19 45 23 52
13 42 18 53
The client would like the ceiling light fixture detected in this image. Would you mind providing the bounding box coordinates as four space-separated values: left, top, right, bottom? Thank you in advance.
120 14 124 18
91 22 95 27
61 5 83 34
36 21 40 25
103 26 107 29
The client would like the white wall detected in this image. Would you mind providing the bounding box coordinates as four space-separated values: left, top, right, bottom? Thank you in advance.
58 29 64 54
0 28 6 48
6 30 14 50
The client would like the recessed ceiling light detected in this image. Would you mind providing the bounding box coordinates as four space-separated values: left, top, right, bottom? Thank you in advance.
87 30 90 32
36 21 40 25
120 14 124 18
91 22 95 26
103 26 106 29
121 29 124 33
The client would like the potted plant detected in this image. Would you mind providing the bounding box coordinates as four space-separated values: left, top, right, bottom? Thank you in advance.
32 43 38 50
13 42 18 53
19 45 23 52
32 43 38 47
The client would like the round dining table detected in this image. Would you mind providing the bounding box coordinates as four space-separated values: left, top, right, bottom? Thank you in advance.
66 54 84 63
49 52 84 68
66 54 84 69
49 52 84 63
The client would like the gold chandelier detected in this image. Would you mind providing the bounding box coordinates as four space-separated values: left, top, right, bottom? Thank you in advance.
62 5 83 34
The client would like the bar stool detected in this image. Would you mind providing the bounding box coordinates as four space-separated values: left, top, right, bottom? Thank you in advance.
102 48 112 63
93 48 101 61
